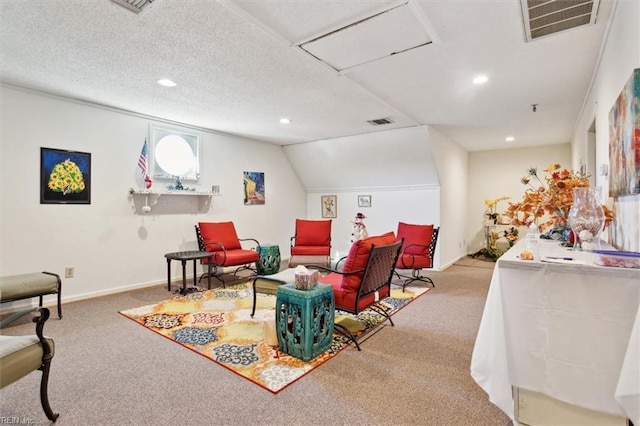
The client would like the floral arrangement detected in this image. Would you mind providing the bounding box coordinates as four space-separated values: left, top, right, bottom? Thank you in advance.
504 164 614 232
472 226 520 261
47 159 86 195
484 196 510 223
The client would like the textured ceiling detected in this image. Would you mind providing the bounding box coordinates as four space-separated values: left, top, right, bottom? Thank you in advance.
0 0 615 151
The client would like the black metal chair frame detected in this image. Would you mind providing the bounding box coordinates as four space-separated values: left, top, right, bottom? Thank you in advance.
195 225 260 288
313 239 403 351
394 227 439 292
0 307 59 422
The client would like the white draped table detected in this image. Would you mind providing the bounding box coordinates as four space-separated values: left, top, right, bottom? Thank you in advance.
471 238 640 424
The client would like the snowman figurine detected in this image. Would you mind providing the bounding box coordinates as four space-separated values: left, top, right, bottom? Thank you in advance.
350 212 369 245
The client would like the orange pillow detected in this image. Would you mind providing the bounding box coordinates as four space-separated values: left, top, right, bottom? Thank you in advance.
341 231 396 291
295 219 332 246
198 222 242 251
396 222 434 256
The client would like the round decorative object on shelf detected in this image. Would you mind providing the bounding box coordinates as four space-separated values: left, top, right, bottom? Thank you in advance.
257 245 281 275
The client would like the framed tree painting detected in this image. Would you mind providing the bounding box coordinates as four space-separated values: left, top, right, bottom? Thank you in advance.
40 147 91 204
321 195 337 218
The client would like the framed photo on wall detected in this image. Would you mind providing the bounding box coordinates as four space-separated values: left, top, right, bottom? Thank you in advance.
40 147 91 204
321 195 337 218
358 195 372 207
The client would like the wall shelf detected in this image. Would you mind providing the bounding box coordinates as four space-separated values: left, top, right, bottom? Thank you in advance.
129 190 212 213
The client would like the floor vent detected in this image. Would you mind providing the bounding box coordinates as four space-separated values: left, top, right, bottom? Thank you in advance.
367 117 395 126
521 0 599 41
111 0 156 14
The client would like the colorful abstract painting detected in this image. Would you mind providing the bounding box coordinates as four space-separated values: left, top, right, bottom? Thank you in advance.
243 171 265 205
608 68 640 197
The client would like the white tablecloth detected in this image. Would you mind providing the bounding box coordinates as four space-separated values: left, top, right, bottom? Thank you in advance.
470 239 640 424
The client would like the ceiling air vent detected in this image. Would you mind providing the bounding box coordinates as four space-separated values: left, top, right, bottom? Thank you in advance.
521 0 600 41
367 117 395 126
111 0 156 14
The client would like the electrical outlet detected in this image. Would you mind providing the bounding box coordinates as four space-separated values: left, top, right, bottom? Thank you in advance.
65 267 74 278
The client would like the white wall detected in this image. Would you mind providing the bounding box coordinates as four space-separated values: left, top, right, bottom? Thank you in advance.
0 86 307 304
284 125 452 268
305 187 440 262
429 126 469 268
572 0 640 251
467 144 571 252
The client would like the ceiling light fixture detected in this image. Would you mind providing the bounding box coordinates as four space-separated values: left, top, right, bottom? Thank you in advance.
157 79 176 87
505 136 515 142
473 75 488 85
279 118 291 124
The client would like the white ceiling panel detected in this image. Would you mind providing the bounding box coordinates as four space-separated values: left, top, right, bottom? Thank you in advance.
300 4 432 72
0 0 615 151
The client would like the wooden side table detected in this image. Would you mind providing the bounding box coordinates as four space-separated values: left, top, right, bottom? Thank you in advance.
275 283 335 361
164 251 212 295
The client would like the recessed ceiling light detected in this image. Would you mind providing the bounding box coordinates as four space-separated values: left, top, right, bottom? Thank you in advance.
505 136 515 142
280 118 291 124
473 75 488 85
157 79 177 87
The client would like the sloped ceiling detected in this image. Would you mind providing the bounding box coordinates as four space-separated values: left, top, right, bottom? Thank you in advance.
0 0 614 151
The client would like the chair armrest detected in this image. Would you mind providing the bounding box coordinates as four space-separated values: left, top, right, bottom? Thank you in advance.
34 307 53 358
238 238 260 251
401 243 429 253
290 235 296 249
307 263 364 277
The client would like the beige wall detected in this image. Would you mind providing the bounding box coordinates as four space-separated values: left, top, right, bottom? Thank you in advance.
467 144 571 253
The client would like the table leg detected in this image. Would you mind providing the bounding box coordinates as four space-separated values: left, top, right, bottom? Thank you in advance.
193 259 197 290
181 260 187 295
167 259 172 292
207 260 211 290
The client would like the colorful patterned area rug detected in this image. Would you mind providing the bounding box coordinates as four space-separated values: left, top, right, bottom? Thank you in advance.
119 282 429 394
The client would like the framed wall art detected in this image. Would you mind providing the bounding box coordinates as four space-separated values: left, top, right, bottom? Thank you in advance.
40 147 91 204
608 68 640 197
321 195 337 218
244 171 265 205
358 195 372 207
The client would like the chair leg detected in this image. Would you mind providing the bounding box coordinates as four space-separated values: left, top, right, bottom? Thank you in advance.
401 269 435 292
251 277 258 318
39 353 59 422
334 323 361 351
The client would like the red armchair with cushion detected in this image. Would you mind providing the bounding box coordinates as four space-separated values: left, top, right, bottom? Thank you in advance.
289 219 332 267
195 222 260 288
394 222 439 291
317 232 402 350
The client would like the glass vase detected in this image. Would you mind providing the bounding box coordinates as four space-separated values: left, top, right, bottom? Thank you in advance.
567 187 604 251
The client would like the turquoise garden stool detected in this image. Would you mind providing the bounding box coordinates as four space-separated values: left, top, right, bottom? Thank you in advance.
257 244 281 275
275 283 335 361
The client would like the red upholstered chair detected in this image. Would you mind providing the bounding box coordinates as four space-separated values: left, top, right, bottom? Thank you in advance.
394 222 439 292
316 232 402 350
195 222 260 288
289 219 332 267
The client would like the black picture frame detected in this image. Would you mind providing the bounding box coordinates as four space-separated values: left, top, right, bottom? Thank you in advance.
40 147 91 204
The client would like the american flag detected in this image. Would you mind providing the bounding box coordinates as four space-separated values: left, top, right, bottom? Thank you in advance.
138 139 152 189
